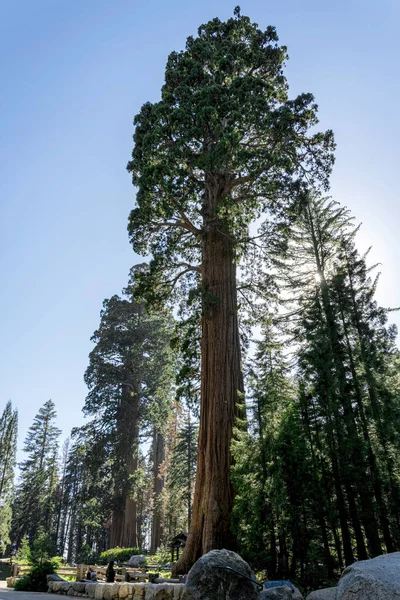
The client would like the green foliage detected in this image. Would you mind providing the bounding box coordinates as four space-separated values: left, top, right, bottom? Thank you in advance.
153 543 170 565
0 502 12 556
127 8 334 312
31 531 55 564
75 543 98 565
125 8 335 565
233 194 400 589
167 408 197 527
98 547 141 564
0 400 18 555
79 265 176 554
50 556 64 568
12 400 61 548
14 560 58 592
15 535 32 563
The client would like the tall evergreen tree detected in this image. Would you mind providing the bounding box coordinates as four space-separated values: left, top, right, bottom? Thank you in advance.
127 8 334 571
231 194 400 589
58 429 111 562
271 195 400 564
84 266 175 549
12 400 60 549
167 406 198 531
0 401 18 555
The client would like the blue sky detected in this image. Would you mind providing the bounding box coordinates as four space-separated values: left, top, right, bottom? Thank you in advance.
1 0 399 463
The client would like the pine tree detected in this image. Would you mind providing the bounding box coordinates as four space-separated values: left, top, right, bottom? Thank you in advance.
0 401 18 500
168 407 198 531
127 8 334 571
12 400 60 549
269 194 400 565
0 401 18 554
59 430 112 562
231 194 400 589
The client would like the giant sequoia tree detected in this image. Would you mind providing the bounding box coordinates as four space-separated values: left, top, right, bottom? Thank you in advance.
84 266 174 549
127 8 334 571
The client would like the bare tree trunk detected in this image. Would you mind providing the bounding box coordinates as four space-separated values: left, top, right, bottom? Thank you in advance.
151 429 165 552
173 176 244 574
121 447 138 548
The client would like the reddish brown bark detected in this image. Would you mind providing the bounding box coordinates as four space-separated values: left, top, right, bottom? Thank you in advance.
173 176 244 574
151 429 165 551
110 382 140 548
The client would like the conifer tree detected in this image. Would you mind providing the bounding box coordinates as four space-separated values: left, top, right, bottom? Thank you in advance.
168 407 198 530
84 266 175 549
0 401 18 500
231 194 400 588
12 400 60 549
58 430 111 561
127 8 334 571
0 401 17 555
269 195 400 564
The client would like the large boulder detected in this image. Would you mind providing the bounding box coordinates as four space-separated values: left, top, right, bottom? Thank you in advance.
337 552 400 600
183 549 260 600
260 586 293 599
306 588 337 600
128 555 147 568
292 586 304 600
263 582 303 600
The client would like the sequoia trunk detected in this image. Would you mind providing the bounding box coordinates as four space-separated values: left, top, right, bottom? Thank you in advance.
151 428 165 552
111 381 140 548
173 176 244 574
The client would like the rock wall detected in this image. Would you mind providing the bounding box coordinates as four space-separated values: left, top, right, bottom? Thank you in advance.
48 580 185 600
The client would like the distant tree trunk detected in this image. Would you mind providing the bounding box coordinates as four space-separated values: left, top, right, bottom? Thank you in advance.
111 381 140 548
173 175 244 574
151 429 165 552
187 412 193 530
120 445 138 548
110 505 124 548
268 519 278 580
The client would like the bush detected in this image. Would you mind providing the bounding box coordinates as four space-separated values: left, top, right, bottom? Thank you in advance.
14 560 58 592
153 544 170 565
15 535 32 564
98 547 141 564
31 532 55 565
76 543 99 565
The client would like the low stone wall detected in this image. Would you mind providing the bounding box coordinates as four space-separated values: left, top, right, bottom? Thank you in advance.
48 580 185 600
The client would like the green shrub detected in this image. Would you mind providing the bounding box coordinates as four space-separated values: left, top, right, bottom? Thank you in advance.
15 535 32 564
76 543 99 565
153 544 170 565
14 576 31 591
14 560 58 592
31 531 55 565
98 547 141 564
50 556 64 568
